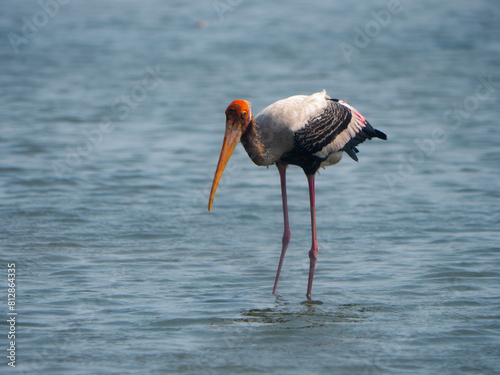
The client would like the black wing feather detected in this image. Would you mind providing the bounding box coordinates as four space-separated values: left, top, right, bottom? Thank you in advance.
339 124 387 161
293 100 387 162
293 100 352 154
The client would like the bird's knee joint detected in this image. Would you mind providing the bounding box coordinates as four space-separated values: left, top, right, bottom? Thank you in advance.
282 231 291 243
309 249 318 260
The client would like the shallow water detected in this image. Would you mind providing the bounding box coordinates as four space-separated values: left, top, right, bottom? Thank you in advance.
1 0 500 374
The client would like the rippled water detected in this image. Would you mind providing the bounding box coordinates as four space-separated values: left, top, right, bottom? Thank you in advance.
1 0 500 374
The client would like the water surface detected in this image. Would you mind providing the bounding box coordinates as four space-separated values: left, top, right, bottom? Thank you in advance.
1 0 500 374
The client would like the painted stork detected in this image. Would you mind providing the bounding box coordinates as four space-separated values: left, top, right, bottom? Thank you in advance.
208 90 386 300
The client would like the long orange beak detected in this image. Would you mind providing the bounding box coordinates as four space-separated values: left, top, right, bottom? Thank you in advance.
208 120 243 211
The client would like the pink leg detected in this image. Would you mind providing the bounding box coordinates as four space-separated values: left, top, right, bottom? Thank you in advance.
306 174 318 300
273 163 291 295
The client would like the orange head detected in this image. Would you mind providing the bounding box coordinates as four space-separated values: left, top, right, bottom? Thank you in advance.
208 100 252 211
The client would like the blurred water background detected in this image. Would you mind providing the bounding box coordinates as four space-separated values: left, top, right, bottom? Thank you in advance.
1 0 500 374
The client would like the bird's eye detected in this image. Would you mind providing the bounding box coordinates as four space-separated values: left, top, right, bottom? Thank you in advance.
241 111 247 119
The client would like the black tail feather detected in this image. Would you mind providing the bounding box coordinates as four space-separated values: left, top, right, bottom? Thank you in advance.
374 128 387 140
341 125 386 162
344 148 359 162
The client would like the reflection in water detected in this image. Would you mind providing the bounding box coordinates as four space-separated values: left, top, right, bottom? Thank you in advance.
238 299 365 326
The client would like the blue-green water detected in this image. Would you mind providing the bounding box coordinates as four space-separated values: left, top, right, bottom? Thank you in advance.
1 0 500 374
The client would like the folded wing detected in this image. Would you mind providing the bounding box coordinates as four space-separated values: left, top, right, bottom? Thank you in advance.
293 99 386 162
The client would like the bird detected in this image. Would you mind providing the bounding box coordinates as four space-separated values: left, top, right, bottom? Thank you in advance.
208 90 386 300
